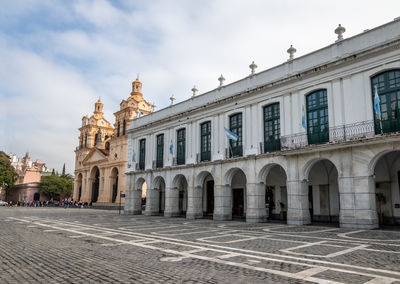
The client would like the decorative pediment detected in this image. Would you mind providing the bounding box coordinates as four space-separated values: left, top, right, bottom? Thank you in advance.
82 148 108 165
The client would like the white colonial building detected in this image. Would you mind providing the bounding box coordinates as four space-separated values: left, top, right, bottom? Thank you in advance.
125 19 400 229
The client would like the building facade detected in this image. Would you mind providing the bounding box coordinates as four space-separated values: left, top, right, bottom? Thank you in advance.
73 78 152 205
7 152 53 202
125 20 400 229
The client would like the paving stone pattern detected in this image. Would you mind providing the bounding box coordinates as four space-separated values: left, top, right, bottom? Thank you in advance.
1 208 400 284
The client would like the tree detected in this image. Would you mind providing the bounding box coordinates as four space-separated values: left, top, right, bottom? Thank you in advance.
39 174 73 200
0 151 18 197
62 163 65 175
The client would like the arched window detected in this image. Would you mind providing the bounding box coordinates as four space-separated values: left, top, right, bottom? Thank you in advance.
84 134 87 147
117 121 120 137
371 70 400 134
306 89 329 145
123 120 126 135
80 136 83 148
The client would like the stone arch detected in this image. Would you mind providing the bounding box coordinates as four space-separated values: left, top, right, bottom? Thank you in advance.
194 171 215 218
89 166 100 203
371 150 400 225
223 167 247 186
302 157 340 181
110 167 119 203
368 149 400 176
305 158 339 223
260 164 288 221
224 168 247 218
258 163 287 184
172 174 188 215
145 176 166 215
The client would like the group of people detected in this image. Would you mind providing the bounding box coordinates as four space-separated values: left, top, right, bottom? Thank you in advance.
6 199 90 208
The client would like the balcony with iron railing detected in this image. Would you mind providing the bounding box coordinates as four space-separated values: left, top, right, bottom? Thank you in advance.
280 120 376 150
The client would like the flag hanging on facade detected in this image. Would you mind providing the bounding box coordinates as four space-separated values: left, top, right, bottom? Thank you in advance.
225 127 238 141
374 86 382 119
302 105 307 130
169 140 173 154
132 150 136 162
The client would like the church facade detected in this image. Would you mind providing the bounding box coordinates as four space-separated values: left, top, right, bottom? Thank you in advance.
125 19 400 229
73 79 152 205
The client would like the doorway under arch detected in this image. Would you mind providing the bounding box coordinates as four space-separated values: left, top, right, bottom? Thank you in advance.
307 159 339 223
90 167 100 203
229 169 247 218
372 150 400 225
173 174 188 216
264 164 287 221
111 168 119 203
76 173 83 201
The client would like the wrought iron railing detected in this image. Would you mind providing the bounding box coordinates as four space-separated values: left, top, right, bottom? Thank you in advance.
281 120 375 150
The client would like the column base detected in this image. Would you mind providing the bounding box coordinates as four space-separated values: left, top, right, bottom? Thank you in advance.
246 216 267 223
164 211 181 217
144 211 161 216
186 212 203 219
340 217 379 229
213 213 232 221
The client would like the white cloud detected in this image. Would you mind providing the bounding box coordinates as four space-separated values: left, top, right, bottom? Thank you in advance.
1 0 400 173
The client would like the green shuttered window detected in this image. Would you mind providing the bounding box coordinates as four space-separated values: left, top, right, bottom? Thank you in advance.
263 103 281 152
306 89 329 145
156 134 164 168
371 70 400 134
200 121 211 162
139 139 146 170
177 128 186 165
229 113 243 157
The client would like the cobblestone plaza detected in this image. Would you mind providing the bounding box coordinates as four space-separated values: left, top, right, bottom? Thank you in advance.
1 207 400 283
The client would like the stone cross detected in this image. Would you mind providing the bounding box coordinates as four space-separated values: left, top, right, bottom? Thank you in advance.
191 86 198 97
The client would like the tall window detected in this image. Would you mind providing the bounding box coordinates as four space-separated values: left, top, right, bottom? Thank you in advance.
200 121 211 162
371 70 400 134
84 134 87 147
229 113 243 157
306 89 329 145
122 120 126 135
177 128 186 165
117 121 120 137
156 134 164 168
139 139 146 170
263 103 281 152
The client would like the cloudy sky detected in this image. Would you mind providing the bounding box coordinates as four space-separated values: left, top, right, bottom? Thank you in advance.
0 0 399 174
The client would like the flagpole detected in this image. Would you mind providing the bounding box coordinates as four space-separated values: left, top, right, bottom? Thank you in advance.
379 119 383 135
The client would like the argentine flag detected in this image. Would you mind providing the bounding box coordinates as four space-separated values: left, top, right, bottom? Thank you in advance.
301 105 306 130
374 86 382 119
169 140 173 154
225 127 238 141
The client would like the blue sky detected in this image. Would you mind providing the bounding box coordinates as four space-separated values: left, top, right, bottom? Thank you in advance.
0 0 399 173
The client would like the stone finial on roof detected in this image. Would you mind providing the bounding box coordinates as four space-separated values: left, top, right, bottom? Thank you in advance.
335 24 346 42
170 95 176 105
287 45 296 61
191 85 198 97
218 74 225 87
249 61 257 75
